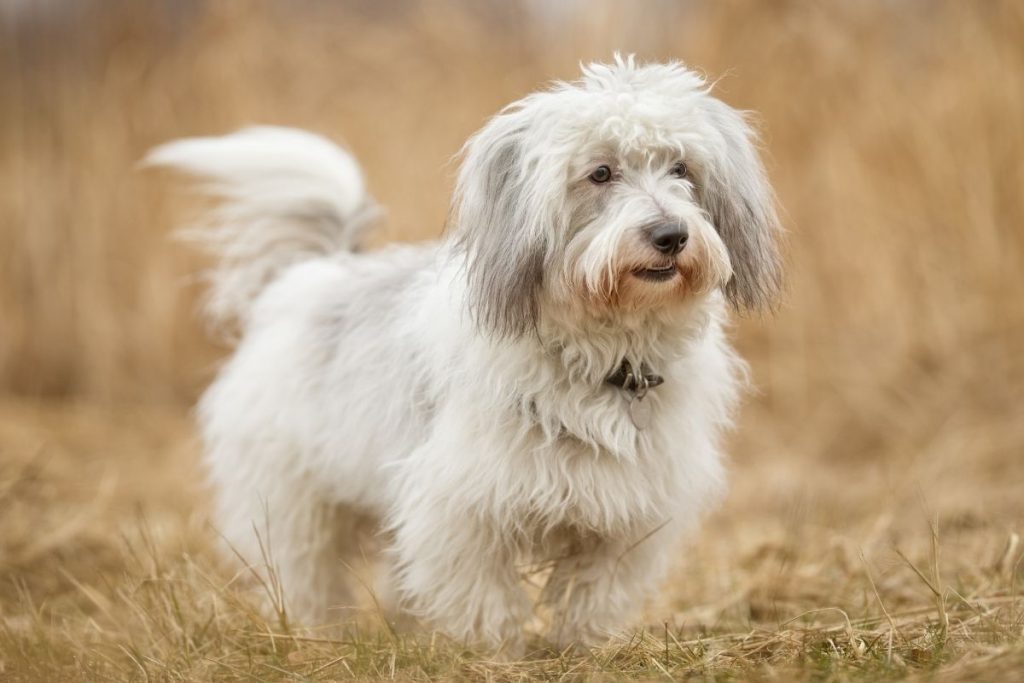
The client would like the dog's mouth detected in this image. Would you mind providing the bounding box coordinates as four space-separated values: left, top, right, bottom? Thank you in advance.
632 264 679 282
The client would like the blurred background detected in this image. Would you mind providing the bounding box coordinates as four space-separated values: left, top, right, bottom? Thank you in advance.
2 0 1021 415
1 0 1022 670
3 0 1022 412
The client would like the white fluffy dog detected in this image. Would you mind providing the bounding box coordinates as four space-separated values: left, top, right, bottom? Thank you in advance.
148 55 781 652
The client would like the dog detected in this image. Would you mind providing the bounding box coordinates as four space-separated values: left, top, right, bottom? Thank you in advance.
147 55 781 653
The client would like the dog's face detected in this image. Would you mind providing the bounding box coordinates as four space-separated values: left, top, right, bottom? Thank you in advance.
454 57 782 337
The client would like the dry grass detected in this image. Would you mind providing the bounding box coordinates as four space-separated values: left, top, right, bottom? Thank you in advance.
1 400 1020 681
1 1 1023 680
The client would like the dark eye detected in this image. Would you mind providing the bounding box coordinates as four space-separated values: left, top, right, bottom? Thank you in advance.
670 161 688 178
588 165 612 184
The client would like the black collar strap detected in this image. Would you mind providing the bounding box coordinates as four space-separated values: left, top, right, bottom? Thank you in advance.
605 359 664 393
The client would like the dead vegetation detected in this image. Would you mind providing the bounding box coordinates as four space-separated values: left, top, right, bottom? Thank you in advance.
1 1 1023 680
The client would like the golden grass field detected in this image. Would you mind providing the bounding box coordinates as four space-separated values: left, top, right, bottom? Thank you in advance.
1 1 1023 680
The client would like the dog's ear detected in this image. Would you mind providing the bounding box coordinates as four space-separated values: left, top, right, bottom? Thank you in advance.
452 112 548 338
698 98 783 313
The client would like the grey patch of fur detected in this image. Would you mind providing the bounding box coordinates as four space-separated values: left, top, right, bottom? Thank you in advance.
452 116 548 338
699 98 783 312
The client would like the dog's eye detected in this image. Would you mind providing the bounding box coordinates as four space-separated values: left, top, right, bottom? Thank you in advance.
670 161 688 179
588 165 612 184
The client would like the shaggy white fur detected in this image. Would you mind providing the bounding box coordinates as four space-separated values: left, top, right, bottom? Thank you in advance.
147 55 781 653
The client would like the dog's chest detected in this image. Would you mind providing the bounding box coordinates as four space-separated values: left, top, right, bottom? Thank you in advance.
504 425 681 538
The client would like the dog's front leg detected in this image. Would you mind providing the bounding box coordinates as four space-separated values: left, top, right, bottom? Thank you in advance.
389 440 530 654
540 525 678 649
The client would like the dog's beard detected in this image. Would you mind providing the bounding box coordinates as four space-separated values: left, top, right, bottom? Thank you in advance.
561 221 732 314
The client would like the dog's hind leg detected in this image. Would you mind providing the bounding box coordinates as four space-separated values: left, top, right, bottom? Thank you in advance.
212 465 367 629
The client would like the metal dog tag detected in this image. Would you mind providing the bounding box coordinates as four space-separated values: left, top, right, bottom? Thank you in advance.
629 395 652 430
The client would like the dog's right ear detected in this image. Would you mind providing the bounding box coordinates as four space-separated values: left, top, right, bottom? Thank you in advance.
452 111 549 339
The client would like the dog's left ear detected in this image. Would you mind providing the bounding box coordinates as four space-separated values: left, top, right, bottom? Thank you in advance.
451 110 550 338
698 98 783 312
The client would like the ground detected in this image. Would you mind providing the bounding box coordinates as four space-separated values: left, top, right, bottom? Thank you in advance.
1 397 1020 681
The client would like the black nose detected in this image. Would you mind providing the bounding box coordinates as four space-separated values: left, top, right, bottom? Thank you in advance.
648 222 689 256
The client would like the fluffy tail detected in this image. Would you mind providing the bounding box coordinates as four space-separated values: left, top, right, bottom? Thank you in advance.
146 126 378 329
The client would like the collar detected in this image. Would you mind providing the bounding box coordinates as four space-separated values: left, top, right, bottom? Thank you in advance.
605 359 664 394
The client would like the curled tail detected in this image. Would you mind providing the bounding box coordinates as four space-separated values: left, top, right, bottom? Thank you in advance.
146 126 378 330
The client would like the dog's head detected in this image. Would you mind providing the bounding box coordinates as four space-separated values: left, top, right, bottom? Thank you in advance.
453 56 782 337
